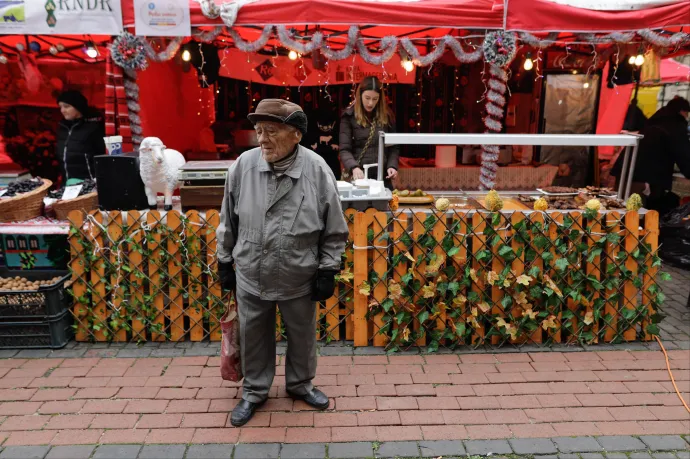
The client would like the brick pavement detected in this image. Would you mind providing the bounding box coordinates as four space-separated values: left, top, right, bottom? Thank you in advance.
0 349 686 448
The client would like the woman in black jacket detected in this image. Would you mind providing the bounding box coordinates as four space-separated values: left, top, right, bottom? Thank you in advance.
56 90 105 184
339 76 400 188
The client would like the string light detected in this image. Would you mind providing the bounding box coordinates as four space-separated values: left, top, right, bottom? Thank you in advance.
523 52 533 71
288 50 298 60
182 49 191 62
402 59 414 72
450 66 458 132
634 54 645 66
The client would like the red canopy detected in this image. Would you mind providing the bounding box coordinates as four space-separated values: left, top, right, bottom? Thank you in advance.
655 57 690 84
505 0 690 32
122 0 504 31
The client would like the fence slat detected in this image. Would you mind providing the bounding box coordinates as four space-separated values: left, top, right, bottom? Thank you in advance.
107 212 127 342
413 212 427 346
432 211 447 334
604 212 621 342
642 211 659 341
88 211 107 342
166 211 185 341
548 212 563 344
510 212 529 344
344 208 357 341
529 212 544 344
471 212 486 345
127 211 146 341
373 212 388 346
205 211 222 341
353 211 368 346
451 212 469 345
146 211 166 342
491 212 507 346
586 212 602 341
623 211 640 342
566 212 583 344
68 211 89 341
186 211 204 342
391 212 409 347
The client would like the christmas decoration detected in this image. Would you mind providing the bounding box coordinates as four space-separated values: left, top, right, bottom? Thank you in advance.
357 36 398 66
479 64 509 190
482 31 517 67
277 26 323 55
228 25 272 53
196 0 256 28
29 41 41 53
49 46 58 56
322 26 358 61
110 32 148 71
143 37 183 63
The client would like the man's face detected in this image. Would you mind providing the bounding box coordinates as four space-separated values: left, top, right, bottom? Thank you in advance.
255 121 300 163
59 102 82 121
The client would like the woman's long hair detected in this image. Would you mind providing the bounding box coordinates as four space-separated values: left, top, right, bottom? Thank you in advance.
353 76 394 128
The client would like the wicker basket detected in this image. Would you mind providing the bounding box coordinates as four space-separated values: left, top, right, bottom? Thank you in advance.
53 192 99 221
0 179 53 223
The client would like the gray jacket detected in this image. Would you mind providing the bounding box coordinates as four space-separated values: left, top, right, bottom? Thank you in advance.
217 145 349 301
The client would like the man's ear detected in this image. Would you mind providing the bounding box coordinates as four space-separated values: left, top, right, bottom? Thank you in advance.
295 131 303 142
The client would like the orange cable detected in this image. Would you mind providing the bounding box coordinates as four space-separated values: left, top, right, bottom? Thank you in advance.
655 335 690 413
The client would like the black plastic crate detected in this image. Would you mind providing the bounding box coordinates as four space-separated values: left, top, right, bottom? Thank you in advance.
0 269 70 319
0 310 73 349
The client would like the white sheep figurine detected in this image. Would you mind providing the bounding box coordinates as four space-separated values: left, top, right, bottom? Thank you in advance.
139 137 186 211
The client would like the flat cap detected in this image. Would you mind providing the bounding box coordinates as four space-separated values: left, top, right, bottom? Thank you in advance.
247 99 308 134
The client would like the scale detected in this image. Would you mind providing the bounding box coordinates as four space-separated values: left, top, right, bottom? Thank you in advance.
178 160 235 211
338 163 392 211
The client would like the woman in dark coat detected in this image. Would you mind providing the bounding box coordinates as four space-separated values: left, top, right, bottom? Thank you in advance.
55 90 105 184
339 76 400 188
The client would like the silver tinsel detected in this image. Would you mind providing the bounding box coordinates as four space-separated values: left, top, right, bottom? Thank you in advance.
321 26 358 61
228 25 272 53
276 26 323 55
356 36 398 66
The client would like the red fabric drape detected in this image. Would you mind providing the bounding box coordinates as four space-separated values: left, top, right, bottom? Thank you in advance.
105 57 133 153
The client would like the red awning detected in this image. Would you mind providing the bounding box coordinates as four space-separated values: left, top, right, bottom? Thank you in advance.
656 57 690 84
505 0 690 32
122 0 505 31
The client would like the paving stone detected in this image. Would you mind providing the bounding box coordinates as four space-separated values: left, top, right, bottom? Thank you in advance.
597 436 646 452
510 438 558 455
174 342 195 349
115 349 152 358
376 441 419 458
93 445 142 459
185 444 233 459
138 445 186 459
465 440 513 456
150 349 185 357
47 349 87 359
534 456 559 459
320 346 354 356
676 453 690 459
15 349 52 358
233 443 281 459
558 455 580 459
640 436 690 451
578 454 605 459
605 454 630 459
45 445 96 459
328 442 375 459
628 453 654 459
279 443 326 459
418 440 466 457
0 446 51 459
183 348 219 357
651 454 678 459
553 437 603 454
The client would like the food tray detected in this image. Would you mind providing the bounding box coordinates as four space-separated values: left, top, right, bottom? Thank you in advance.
0 179 52 223
0 309 73 349
537 188 579 196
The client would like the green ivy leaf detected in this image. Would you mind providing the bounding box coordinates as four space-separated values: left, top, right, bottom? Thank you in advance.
645 324 660 336
541 252 554 263
418 310 430 324
562 309 575 320
381 298 394 312
401 273 413 285
448 282 460 296
533 236 549 250
447 246 460 257
555 258 569 271
500 295 512 309
659 272 672 282
498 245 514 261
395 311 406 324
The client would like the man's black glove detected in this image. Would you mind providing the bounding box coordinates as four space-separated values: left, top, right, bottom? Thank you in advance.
311 269 338 301
218 261 236 292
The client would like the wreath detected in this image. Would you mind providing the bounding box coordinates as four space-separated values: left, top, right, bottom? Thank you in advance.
483 31 517 68
110 32 148 71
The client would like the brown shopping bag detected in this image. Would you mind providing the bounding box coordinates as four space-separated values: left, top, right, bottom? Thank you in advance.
220 297 243 382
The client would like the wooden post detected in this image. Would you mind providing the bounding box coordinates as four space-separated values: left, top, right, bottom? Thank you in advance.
642 211 659 341
127 211 146 341
510 212 527 344
623 211 640 342
604 212 621 342
471 212 486 345
147 211 166 342
566 212 582 343
166 211 185 342
391 211 409 345
373 212 388 346
68 211 89 341
108 211 127 342
491 212 506 345
452 211 469 345
586 211 602 341
529 212 544 344
89 211 107 342
205 211 222 341
548 212 563 344
344 208 356 341
413 212 427 346
186 211 204 341
353 211 368 346
432 211 447 334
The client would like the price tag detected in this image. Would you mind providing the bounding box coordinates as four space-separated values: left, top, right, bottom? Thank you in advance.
61 185 83 201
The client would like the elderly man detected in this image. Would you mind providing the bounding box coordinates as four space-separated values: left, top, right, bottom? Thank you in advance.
217 99 349 427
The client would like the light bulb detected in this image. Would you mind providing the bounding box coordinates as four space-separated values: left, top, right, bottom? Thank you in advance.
182 50 191 62
628 55 636 65
288 50 298 60
572 70 578 75
402 60 414 72
85 45 98 59
634 54 644 66
583 82 590 89
523 58 533 71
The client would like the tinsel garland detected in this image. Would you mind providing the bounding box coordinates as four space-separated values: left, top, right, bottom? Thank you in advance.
480 64 509 191
637 29 690 47
143 37 183 63
445 37 484 63
356 36 398 66
228 25 273 53
483 31 517 68
197 26 224 43
276 26 323 55
321 26 358 61
110 32 148 71
123 69 143 149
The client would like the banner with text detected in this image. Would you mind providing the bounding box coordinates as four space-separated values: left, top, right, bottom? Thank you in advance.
0 0 123 35
217 48 416 86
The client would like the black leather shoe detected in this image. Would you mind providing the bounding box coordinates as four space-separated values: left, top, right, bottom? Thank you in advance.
230 399 265 427
288 388 330 410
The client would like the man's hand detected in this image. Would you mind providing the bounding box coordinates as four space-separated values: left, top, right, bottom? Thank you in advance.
386 168 398 179
218 261 236 292
311 270 338 301
351 168 364 180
